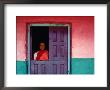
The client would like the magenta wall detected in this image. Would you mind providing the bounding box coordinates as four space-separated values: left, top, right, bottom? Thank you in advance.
16 16 94 60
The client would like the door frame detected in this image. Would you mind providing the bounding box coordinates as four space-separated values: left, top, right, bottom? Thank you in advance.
27 23 71 74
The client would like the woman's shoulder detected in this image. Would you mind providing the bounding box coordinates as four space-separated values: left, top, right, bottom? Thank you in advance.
44 50 48 52
44 50 48 54
34 51 39 54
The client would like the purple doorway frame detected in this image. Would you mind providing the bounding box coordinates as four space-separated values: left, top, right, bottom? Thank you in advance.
27 23 71 74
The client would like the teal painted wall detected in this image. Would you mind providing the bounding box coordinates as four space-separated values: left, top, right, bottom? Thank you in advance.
16 58 94 74
16 61 28 74
71 58 94 74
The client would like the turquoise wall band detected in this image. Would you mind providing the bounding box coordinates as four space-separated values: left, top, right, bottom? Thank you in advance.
16 58 94 74
72 58 94 74
16 61 28 74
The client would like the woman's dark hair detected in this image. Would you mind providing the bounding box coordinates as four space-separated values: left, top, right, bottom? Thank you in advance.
39 42 45 45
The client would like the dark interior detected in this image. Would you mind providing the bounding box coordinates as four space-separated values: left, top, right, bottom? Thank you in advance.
30 26 49 60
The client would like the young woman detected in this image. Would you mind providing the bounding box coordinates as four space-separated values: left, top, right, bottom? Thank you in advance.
34 42 48 60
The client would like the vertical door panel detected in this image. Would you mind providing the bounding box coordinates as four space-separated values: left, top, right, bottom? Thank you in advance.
49 26 68 74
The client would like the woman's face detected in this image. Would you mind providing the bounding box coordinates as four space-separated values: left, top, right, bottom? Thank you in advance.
40 43 45 50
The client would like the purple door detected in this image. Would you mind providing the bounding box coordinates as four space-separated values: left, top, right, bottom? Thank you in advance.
30 26 68 74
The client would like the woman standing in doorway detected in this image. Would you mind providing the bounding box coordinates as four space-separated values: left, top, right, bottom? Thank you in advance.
34 42 48 60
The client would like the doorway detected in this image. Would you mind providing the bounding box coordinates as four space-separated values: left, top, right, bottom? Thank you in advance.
27 24 71 74
30 26 49 60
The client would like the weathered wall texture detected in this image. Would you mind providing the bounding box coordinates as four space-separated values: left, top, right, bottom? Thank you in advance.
16 16 94 60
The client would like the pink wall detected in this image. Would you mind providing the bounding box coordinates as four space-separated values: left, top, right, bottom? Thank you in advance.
16 16 94 60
